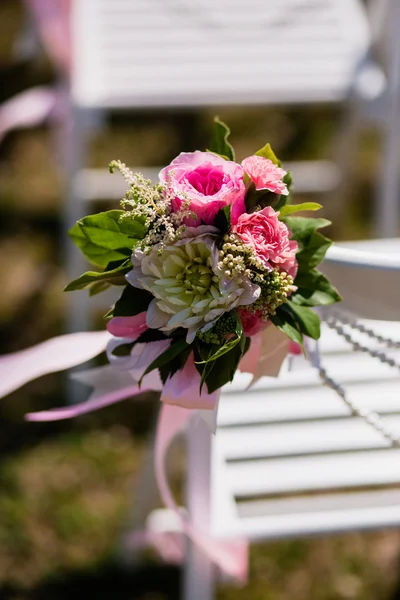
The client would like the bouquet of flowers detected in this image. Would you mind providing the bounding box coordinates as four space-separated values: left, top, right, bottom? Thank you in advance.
64 118 341 404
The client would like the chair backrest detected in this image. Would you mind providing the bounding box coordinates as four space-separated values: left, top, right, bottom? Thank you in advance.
70 0 371 109
323 238 400 320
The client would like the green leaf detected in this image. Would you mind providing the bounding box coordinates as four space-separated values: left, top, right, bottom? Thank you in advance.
280 216 331 246
112 285 153 317
283 301 321 340
158 345 192 385
135 329 169 344
64 259 131 292
292 270 342 306
68 222 127 268
244 181 281 213
194 313 247 393
274 193 290 211
195 342 244 394
140 339 190 383
270 311 304 345
89 281 112 296
195 334 241 365
111 341 136 357
195 311 243 366
69 210 145 268
279 202 322 217
296 231 332 270
214 204 231 234
255 143 280 166
282 170 293 191
207 117 235 161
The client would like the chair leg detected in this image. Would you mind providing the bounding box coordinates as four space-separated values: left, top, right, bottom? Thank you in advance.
183 415 215 600
378 0 400 237
63 104 92 334
183 538 215 600
118 430 162 564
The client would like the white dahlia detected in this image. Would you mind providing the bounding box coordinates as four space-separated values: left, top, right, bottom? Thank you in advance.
126 226 260 343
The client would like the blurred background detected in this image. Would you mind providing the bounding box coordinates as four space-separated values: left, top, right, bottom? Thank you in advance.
1 0 400 598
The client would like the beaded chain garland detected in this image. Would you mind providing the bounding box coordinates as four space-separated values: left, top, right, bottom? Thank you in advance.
315 310 400 447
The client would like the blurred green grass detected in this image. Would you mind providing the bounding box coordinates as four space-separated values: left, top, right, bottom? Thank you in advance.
1 1 400 599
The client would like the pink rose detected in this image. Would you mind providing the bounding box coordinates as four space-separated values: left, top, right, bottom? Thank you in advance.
238 308 268 337
159 151 246 225
242 155 289 196
232 206 298 278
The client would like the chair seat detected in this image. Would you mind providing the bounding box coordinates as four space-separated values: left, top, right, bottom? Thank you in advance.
210 320 400 541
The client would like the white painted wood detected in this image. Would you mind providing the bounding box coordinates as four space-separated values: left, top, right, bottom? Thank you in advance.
184 416 215 600
210 312 400 553
71 0 370 108
237 488 400 519
214 502 400 540
219 378 400 426
216 415 400 459
223 448 400 496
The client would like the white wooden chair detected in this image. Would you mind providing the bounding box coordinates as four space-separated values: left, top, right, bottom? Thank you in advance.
134 239 400 600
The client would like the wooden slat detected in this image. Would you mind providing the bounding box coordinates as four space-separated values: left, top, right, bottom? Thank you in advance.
72 0 370 108
216 415 400 459
212 500 400 540
237 488 400 519
218 378 400 426
224 449 400 497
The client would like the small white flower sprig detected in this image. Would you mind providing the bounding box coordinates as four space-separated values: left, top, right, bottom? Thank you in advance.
109 160 195 252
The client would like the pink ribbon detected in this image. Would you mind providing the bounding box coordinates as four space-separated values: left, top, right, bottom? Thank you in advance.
0 331 110 399
0 86 60 144
25 0 71 76
0 325 290 580
155 404 248 581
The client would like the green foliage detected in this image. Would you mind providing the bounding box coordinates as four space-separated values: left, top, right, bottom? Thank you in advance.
207 117 235 161
112 285 153 317
282 169 293 191
140 339 190 384
255 142 280 165
68 210 145 268
196 340 246 394
281 215 341 308
279 202 322 217
193 312 249 393
271 300 320 344
292 270 342 306
135 328 169 343
281 216 331 244
64 259 131 292
271 310 304 345
244 181 282 213
282 301 321 340
296 231 332 270
214 204 232 235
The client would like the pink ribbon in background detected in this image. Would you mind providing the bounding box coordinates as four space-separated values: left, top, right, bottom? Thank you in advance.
0 325 290 581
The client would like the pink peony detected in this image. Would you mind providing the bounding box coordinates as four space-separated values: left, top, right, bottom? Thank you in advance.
242 155 289 195
238 308 268 337
159 151 246 225
232 206 298 278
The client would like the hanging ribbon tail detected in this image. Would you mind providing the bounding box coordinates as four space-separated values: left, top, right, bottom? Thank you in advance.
0 331 111 400
155 404 249 582
248 324 290 386
26 366 163 422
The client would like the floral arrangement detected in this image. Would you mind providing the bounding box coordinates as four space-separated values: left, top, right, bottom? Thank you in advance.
65 118 341 398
